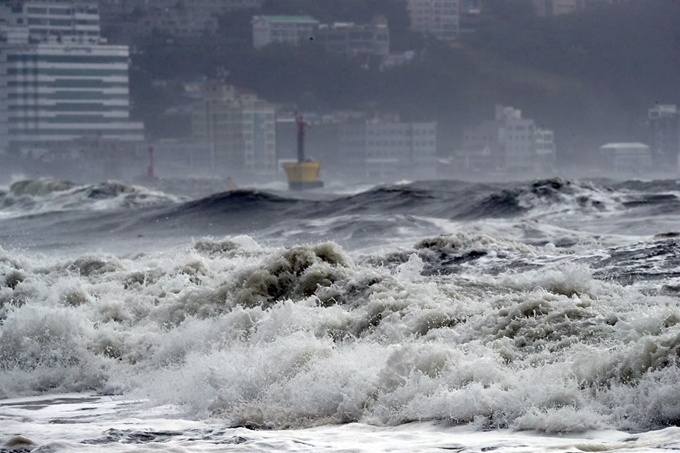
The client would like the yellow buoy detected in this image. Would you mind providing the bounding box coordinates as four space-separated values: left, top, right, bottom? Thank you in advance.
284 113 324 190
283 161 323 190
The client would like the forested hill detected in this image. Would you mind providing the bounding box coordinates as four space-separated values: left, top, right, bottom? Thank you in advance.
129 0 680 164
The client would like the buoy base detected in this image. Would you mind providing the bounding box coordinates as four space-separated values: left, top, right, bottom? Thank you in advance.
289 181 324 190
283 161 323 191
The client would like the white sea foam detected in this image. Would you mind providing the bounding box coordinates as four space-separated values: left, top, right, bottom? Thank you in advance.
0 179 181 219
2 178 680 451
0 234 679 437
2 393 680 452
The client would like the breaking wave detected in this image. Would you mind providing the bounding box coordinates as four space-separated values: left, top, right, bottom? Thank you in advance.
1 234 680 433
0 179 180 218
4 177 680 435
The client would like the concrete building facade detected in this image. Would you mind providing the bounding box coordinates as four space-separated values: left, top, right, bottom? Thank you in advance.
314 18 390 57
406 0 460 42
0 1 143 155
192 85 276 175
338 118 437 180
252 15 319 49
599 143 652 174
0 0 101 44
0 43 144 154
459 105 555 174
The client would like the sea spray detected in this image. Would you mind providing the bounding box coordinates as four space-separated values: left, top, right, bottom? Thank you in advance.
3 179 680 443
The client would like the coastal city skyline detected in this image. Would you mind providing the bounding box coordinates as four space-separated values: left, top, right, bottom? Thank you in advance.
0 0 678 183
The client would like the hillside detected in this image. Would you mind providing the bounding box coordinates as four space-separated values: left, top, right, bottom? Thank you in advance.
128 0 680 165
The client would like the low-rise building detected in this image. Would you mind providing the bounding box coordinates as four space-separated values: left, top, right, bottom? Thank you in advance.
599 143 652 174
252 15 319 49
314 18 389 57
380 51 416 71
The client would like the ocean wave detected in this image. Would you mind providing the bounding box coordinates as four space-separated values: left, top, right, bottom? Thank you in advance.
1 177 675 224
1 236 680 433
0 179 181 218
10 179 76 197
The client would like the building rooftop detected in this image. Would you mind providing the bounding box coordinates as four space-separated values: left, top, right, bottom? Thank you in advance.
600 143 650 150
256 15 319 24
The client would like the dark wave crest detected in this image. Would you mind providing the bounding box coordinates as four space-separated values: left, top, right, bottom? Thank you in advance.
2 177 679 252
163 178 614 226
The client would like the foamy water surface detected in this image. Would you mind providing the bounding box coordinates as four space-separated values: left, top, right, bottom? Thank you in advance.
2 177 680 451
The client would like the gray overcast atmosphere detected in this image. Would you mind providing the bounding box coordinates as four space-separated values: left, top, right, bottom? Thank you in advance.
0 0 678 184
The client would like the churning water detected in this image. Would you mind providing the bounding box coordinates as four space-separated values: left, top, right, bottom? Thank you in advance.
3 177 680 452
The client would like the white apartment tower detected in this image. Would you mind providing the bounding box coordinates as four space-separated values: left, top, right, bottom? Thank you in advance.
192 85 276 174
0 0 144 155
407 0 460 42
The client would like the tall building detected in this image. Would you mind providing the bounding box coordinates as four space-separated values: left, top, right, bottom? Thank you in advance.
252 15 319 49
459 106 555 174
192 85 276 175
407 0 460 43
0 1 144 155
338 117 437 180
648 104 680 170
0 0 100 44
314 18 390 57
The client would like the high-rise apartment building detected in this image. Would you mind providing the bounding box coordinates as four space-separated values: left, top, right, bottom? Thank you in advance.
0 0 144 155
460 106 555 174
192 85 276 174
407 0 460 42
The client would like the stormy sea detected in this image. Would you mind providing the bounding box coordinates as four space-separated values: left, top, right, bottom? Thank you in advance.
3 176 680 452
